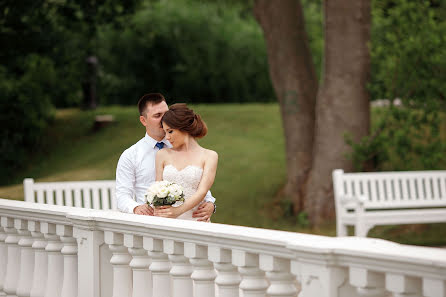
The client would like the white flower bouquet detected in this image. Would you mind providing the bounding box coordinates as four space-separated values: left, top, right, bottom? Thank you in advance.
144 181 185 207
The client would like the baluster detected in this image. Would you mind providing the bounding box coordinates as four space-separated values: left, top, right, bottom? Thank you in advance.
2 217 20 297
208 246 241 297
349 267 385 296
124 234 151 297
16 219 34 297
28 221 47 297
41 222 64 297
232 250 268 297
57 225 77 297
164 239 193 297
386 273 422 297
104 231 132 297
260 255 297 297
423 278 446 297
185 242 216 297
0 226 8 296
143 237 171 297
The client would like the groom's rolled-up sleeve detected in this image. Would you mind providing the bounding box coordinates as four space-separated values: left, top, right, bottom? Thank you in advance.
116 149 140 214
204 190 216 204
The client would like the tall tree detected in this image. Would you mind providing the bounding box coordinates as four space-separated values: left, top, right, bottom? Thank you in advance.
253 0 318 214
254 0 371 225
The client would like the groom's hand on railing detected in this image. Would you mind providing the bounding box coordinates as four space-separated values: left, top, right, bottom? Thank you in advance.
193 202 214 222
133 204 154 216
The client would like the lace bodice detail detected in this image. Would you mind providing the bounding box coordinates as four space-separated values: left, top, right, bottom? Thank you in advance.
163 164 203 220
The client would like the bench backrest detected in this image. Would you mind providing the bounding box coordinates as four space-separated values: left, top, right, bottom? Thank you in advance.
333 169 446 210
24 178 117 210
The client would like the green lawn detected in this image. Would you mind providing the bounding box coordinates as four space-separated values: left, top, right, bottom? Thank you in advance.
1 104 445 246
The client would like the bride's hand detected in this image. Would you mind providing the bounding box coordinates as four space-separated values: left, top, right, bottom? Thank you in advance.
153 205 180 218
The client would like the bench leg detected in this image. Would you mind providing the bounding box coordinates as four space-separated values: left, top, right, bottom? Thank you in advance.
355 224 372 237
336 222 348 237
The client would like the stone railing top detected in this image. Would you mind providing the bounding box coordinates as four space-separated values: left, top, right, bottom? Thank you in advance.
1 198 445 276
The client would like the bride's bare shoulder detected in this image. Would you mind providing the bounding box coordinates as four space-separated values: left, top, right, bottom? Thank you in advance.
203 148 218 161
156 148 172 159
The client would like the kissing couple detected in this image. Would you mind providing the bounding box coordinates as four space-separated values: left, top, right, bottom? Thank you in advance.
116 93 217 222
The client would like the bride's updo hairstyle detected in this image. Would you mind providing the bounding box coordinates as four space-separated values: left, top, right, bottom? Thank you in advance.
162 103 208 138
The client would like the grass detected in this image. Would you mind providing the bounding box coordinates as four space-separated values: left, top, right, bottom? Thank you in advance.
1 104 445 246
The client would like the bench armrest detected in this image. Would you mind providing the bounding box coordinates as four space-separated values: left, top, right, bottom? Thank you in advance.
339 195 368 206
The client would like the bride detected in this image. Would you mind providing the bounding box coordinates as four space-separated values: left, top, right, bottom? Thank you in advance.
153 103 218 221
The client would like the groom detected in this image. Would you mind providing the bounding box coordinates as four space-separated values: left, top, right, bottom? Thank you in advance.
115 93 216 221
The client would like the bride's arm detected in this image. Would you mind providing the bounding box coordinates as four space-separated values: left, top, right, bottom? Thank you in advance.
155 150 167 182
156 151 218 218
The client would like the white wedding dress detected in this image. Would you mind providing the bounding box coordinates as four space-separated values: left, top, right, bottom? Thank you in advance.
163 164 203 221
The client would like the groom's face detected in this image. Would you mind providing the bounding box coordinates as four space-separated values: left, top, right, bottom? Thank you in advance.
140 101 169 140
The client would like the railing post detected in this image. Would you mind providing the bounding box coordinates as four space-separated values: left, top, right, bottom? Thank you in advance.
57 225 78 297
232 250 268 297
72 227 104 297
208 246 241 297
15 219 34 297
259 255 297 297
2 216 20 297
104 231 132 297
144 237 171 297
164 239 193 297
291 259 353 297
28 221 47 297
386 274 422 297
0 226 8 296
423 278 446 297
185 242 216 297
124 234 151 297
349 267 385 296
41 222 64 297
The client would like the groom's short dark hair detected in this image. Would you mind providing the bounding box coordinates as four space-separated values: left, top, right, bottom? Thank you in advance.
138 93 166 115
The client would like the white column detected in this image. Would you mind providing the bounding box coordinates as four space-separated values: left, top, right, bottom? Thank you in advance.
2 217 20 297
259 255 297 297
124 234 151 297
28 221 47 297
423 278 446 297
57 225 78 297
41 222 64 297
73 228 104 297
0 226 8 296
185 242 216 297
232 250 268 297
164 239 193 297
143 237 171 297
349 267 386 297
15 219 34 297
208 246 240 297
104 231 132 297
386 274 422 297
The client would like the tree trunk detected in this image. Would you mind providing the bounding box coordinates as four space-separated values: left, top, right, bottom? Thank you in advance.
254 0 318 212
306 0 371 225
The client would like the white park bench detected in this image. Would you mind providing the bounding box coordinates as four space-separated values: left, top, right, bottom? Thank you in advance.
24 178 117 210
332 169 446 237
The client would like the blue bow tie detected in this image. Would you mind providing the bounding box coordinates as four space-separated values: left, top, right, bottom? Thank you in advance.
155 142 165 150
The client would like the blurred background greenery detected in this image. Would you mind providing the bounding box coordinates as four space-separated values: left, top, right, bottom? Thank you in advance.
1 0 445 244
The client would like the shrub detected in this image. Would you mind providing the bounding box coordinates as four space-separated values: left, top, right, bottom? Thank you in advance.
97 0 274 104
0 55 55 183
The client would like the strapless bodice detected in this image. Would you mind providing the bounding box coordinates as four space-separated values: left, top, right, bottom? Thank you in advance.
162 164 203 220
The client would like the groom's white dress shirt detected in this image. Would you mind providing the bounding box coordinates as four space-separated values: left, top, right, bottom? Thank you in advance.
116 133 216 214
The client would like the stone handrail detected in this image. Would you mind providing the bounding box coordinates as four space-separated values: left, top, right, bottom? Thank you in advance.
0 198 445 297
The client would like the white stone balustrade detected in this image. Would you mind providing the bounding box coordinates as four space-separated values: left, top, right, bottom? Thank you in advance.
0 198 446 297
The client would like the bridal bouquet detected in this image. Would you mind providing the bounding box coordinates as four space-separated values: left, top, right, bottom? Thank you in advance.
144 181 185 207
